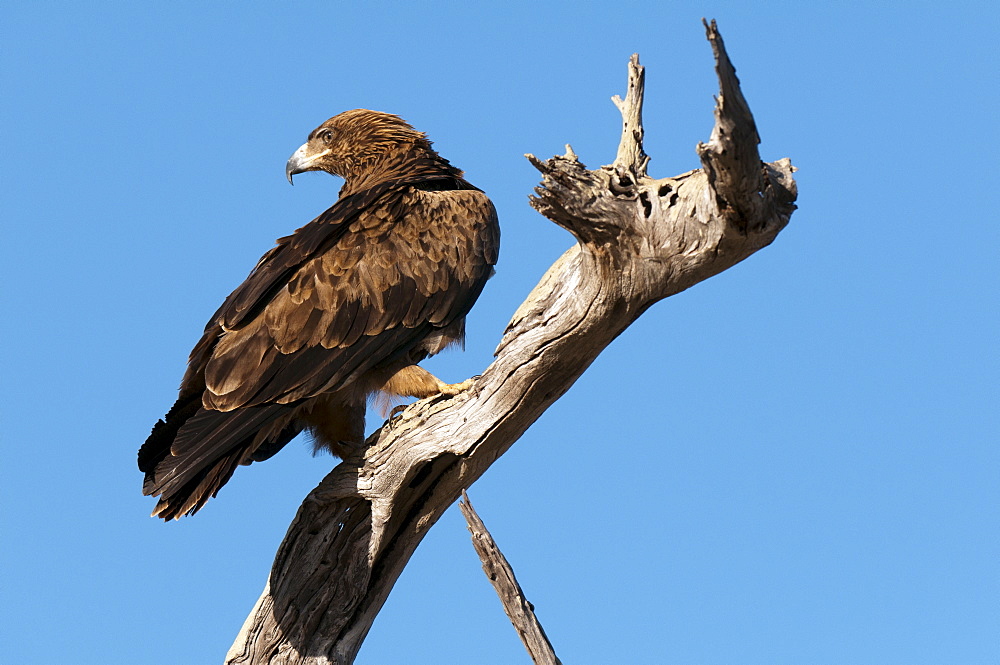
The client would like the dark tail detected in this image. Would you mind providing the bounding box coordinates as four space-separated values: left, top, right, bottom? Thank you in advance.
138 395 300 520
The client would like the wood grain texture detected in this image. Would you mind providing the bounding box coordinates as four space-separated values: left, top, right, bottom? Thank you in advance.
227 22 797 664
459 492 562 665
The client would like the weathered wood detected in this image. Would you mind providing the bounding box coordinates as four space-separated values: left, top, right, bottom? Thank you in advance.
611 53 649 179
226 21 796 664
459 492 562 665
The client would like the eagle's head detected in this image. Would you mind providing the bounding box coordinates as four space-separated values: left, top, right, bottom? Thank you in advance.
285 109 436 186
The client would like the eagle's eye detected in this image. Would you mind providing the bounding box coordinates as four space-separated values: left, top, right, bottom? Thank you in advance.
321 129 334 145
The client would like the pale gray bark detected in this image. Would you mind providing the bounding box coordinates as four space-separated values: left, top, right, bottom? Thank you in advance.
226 19 797 665
459 491 562 665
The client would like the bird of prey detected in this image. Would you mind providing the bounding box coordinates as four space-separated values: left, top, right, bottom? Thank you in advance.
138 110 500 520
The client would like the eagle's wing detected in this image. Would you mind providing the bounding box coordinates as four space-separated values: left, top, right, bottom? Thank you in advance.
210 182 396 332
201 185 498 409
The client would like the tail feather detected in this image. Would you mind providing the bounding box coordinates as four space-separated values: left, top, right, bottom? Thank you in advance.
150 446 245 520
140 398 301 520
138 392 200 478
151 405 280 495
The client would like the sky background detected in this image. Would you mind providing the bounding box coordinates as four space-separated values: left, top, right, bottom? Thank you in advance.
2 2 998 664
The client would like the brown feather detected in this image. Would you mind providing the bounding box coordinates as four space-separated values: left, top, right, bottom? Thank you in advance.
139 110 499 519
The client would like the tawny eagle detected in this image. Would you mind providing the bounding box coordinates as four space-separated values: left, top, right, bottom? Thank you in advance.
138 110 500 520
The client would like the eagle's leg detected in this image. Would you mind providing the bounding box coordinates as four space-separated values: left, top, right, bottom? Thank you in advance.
380 365 475 399
298 395 367 458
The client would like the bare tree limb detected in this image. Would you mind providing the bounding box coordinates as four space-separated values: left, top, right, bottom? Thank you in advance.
611 53 649 179
226 21 796 665
459 491 562 665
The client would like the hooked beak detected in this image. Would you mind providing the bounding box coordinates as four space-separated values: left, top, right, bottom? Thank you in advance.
285 144 331 185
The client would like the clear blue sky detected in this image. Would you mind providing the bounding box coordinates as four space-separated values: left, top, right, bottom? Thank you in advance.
3 3 997 664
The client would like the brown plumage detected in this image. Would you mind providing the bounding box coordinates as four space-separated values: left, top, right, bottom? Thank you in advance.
138 110 500 520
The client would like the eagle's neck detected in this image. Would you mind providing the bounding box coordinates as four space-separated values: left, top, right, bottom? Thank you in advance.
339 141 464 197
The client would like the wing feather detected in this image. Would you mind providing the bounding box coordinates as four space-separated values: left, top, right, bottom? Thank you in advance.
197 188 497 411
213 183 397 330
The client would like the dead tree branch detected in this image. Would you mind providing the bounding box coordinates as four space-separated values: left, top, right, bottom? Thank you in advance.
459 491 562 665
226 19 796 665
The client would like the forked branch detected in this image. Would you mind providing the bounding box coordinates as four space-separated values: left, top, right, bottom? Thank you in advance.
227 21 796 665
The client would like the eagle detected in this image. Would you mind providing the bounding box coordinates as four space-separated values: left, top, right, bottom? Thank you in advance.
138 110 500 520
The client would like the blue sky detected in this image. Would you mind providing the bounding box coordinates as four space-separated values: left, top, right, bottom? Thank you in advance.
2 2 997 664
